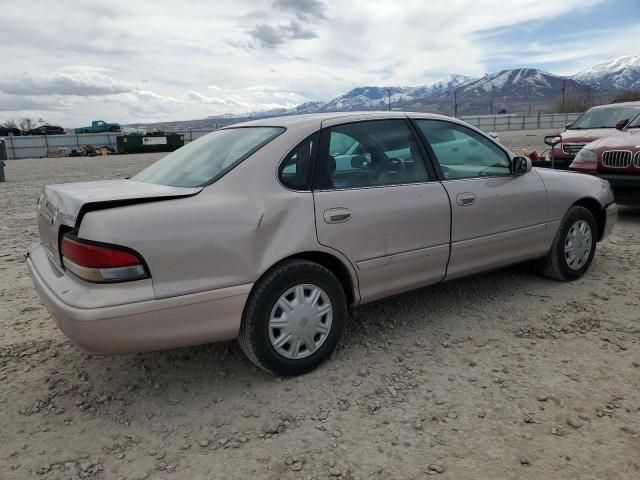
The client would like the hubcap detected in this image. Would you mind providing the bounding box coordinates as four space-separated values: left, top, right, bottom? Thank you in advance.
268 284 333 360
564 219 592 270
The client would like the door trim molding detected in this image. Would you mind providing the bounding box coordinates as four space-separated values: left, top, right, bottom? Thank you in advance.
357 243 450 271
452 222 547 252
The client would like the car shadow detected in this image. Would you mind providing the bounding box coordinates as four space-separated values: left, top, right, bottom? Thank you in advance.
618 205 640 222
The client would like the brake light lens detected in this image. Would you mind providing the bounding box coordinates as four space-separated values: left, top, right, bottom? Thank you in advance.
61 236 148 283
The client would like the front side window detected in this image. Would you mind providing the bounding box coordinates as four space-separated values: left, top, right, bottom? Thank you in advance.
278 133 319 190
133 127 284 188
416 120 510 179
314 120 429 189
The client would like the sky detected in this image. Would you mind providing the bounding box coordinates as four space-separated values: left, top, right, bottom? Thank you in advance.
0 0 638 127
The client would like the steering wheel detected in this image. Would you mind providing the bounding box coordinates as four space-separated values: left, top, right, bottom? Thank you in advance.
373 157 405 180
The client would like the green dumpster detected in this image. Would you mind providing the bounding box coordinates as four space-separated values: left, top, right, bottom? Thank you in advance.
117 133 184 154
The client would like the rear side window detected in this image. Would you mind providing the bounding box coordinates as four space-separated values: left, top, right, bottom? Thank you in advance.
278 132 319 190
133 127 284 187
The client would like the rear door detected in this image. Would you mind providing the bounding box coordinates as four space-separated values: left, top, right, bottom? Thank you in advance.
312 118 451 303
413 118 549 279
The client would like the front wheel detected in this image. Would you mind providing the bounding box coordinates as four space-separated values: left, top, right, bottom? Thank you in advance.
239 260 347 376
540 205 597 281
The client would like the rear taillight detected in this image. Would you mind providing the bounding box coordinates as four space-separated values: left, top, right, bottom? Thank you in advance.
61 236 148 283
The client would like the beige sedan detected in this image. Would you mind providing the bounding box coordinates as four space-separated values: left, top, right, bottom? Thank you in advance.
27 112 618 376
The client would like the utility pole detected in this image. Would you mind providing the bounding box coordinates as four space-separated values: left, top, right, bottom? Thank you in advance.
387 88 391 111
586 85 592 108
561 79 566 113
454 89 458 117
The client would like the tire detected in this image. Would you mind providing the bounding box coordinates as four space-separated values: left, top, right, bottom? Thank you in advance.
540 206 597 281
239 260 347 376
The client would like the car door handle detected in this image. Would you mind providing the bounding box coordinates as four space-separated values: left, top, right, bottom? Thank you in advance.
323 208 352 224
456 192 477 206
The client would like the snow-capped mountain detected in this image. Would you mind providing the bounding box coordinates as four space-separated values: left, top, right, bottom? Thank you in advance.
295 101 325 114
426 74 476 94
453 68 584 98
573 55 640 90
322 86 413 112
321 74 474 112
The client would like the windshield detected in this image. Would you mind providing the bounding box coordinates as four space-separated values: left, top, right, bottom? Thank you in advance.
627 113 640 128
132 127 284 187
570 106 640 129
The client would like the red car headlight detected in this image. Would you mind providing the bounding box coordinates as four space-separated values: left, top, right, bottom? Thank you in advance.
569 148 597 172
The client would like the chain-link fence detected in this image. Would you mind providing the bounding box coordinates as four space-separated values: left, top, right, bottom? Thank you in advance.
0 112 583 160
459 112 582 132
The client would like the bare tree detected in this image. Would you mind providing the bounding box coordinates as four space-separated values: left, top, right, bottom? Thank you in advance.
18 117 35 131
553 96 588 113
613 90 640 102
2 118 19 129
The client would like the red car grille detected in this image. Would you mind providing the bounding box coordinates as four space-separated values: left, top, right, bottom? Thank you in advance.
602 150 632 168
562 143 586 156
634 152 640 168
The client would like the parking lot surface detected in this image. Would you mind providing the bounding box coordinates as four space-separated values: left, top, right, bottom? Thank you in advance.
1 131 639 479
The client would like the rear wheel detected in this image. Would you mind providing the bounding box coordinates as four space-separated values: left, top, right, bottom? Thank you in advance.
239 260 347 376
540 206 597 281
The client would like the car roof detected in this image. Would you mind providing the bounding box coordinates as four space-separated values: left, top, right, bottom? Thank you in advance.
221 111 453 129
590 101 640 110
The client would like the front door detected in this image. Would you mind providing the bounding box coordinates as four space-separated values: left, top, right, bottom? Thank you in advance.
312 118 451 303
413 118 549 280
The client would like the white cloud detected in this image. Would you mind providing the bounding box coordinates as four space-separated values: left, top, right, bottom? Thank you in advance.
0 67 133 96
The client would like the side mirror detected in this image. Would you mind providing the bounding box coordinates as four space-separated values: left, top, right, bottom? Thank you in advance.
615 118 629 130
565 122 573 130
544 135 562 147
350 155 368 169
512 156 532 175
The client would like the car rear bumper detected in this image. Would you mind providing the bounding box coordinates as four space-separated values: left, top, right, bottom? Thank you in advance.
26 244 250 354
594 173 640 205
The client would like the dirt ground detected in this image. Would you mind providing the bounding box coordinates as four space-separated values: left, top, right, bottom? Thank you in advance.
1 130 639 480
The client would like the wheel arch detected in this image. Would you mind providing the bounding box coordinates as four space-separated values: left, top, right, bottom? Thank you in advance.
254 251 358 307
573 197 606 241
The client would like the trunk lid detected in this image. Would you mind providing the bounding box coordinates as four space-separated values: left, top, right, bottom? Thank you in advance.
37 179 201 266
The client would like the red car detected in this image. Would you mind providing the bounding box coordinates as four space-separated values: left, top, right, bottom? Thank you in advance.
545 102 640 169
570 112 640 205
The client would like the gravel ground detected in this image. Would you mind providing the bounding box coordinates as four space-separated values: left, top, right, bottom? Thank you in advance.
1 130 639 480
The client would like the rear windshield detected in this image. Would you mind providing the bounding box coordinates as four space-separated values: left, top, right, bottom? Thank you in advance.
132 127 284 187
571 106 640 129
